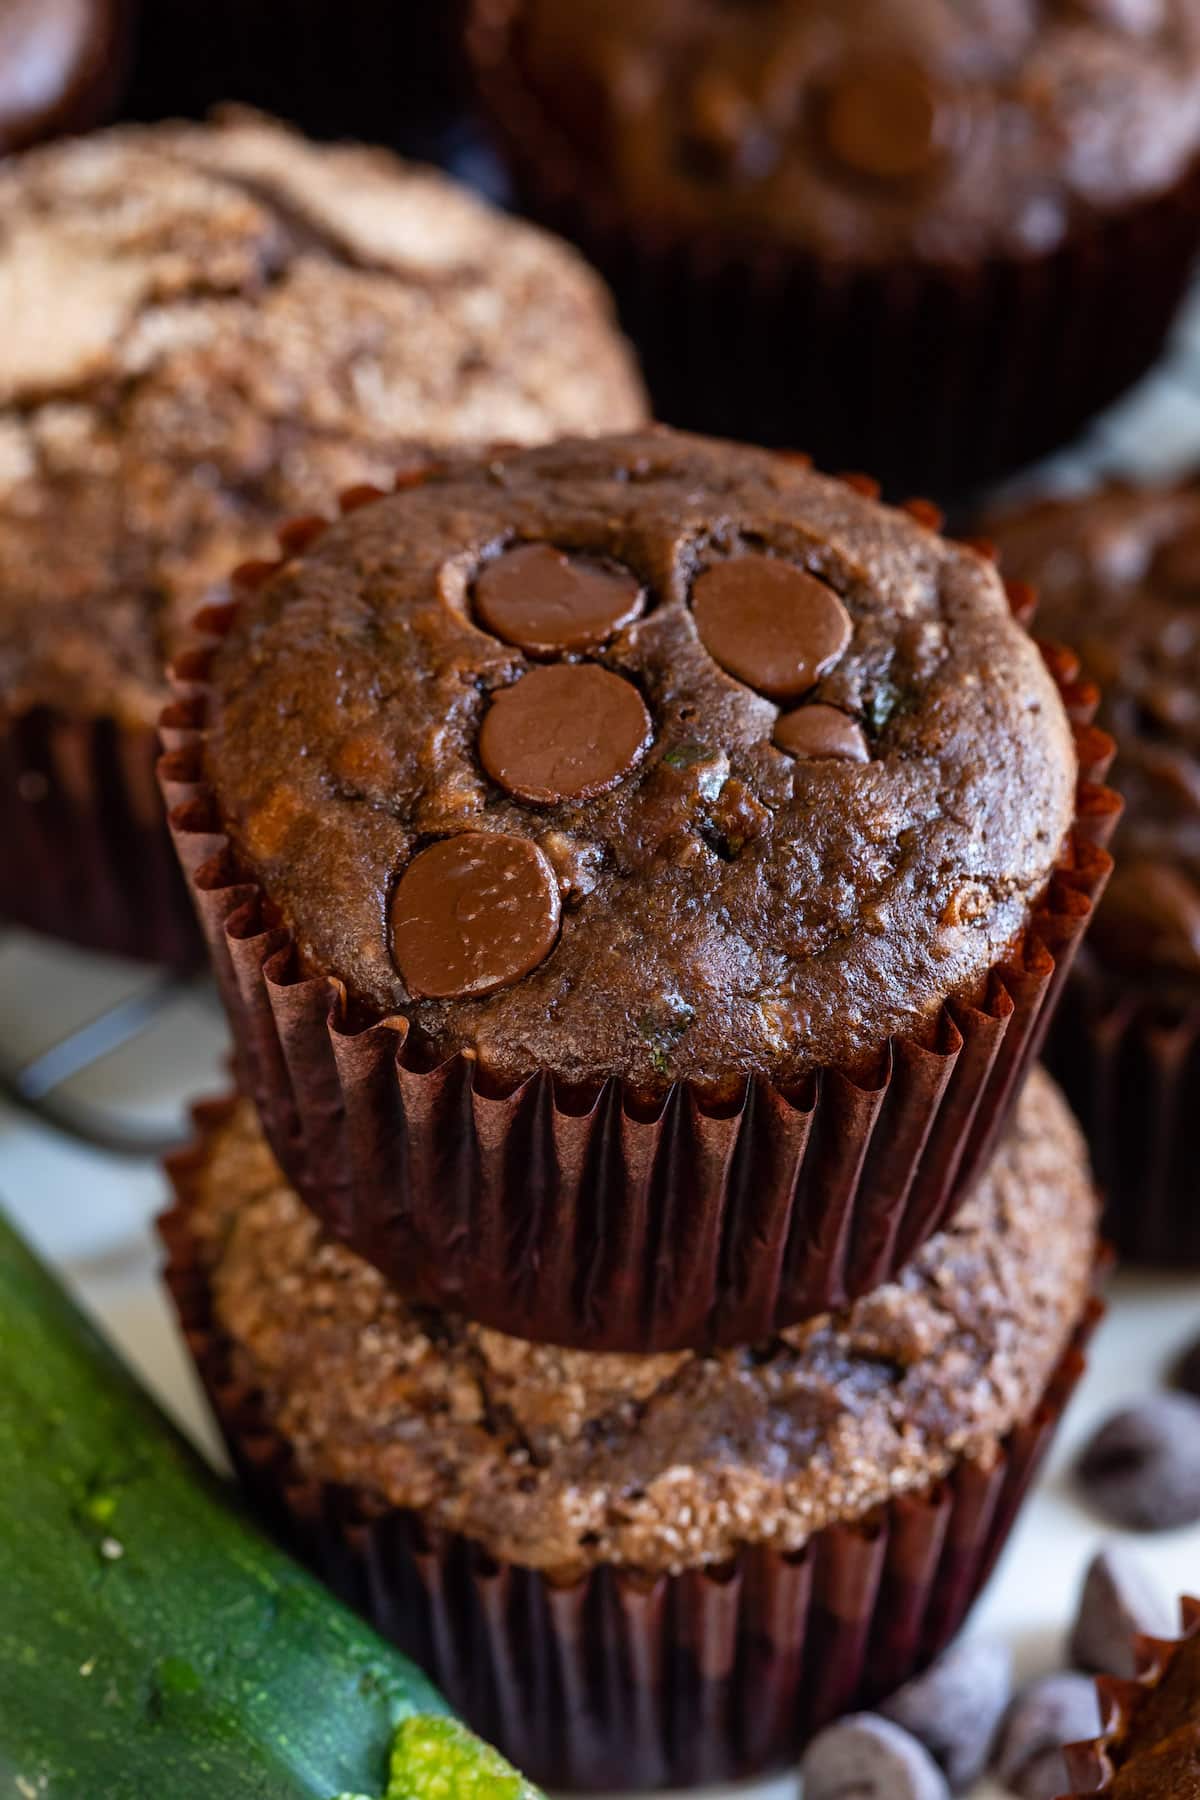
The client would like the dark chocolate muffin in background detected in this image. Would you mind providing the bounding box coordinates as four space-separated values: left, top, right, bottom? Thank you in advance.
988 480 1200 1263
161 1063 1103 1791
164 424 1114 1349
0 110 645 965
124 1 465 158
468 0 1200 498
0 0 128 153
1065 1598 1200 1798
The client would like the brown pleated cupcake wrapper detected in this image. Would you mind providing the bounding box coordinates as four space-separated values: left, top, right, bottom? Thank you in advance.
158 1145 1104 1793
0 704 200 968
466 0 1200 499
1062 1598 1200 1796
1045 960 1200 1267
159 525 1118 1352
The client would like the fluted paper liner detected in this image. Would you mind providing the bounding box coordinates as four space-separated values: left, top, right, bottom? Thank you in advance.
159 510 1118 1352
1047 960 1200 1266
0 704 200 967
159 1119 1103 1793
466 0 1200 498
1062 1598 1200 1796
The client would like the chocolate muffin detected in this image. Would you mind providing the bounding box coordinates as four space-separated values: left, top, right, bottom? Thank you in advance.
468 0 1200 496
0 109 645 964
125 1 464 156
1065 1599 1200 1798
161 1064 1103 1790
0 0 127 154
987 480 1200 1262
163 425 1114 1349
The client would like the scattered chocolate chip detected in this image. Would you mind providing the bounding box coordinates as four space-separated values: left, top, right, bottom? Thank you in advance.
1075 1394 1200 1531
880 1639 1012 1791
473 543 644 656
801 1714 950 1800
995 1674 1102 1800
1172 1330 1200 1399
479 664 653 805
0 0 123 152
821 57 953 182
774 703 869 763
691 555 852 701
1070 1545 1175 1679
390 832 561 1000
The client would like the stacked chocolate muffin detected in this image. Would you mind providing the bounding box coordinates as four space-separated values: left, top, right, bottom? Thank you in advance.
159 428 1118 1787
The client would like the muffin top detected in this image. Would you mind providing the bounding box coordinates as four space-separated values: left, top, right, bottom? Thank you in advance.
479 0 1200 263
0 109 645 727
1107 1611 1200 1799
183 1065 1098 1580
989 481 1200 989
204 427 1076 1092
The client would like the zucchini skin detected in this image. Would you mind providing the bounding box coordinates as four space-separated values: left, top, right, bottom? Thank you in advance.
0 1211 448 1800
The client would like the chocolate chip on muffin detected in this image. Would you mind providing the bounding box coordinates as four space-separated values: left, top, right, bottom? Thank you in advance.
202 428 1077 1093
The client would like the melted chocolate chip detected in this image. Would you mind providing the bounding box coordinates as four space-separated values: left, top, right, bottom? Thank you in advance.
480 663 653 804
692 554 852 701
474 542 644 657
822 57 952 182
774 703 869 763
390 831 561 1000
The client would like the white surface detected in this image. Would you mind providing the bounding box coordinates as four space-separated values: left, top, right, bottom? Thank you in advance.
2 933 1199 1800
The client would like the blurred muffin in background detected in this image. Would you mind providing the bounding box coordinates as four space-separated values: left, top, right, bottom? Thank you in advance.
123 0 466 157
0 0 128 153
988 478 1200 1264
0 108 645 965
468 0 1200 499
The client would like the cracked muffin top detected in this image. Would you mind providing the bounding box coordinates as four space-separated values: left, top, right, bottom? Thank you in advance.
473 0 1200 263
0 109 646 728
180 1065 1098 1579
988 480 1200 990
202 426 1077 1093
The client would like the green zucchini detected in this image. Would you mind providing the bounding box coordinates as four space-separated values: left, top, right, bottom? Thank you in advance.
0 1209 536 1800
